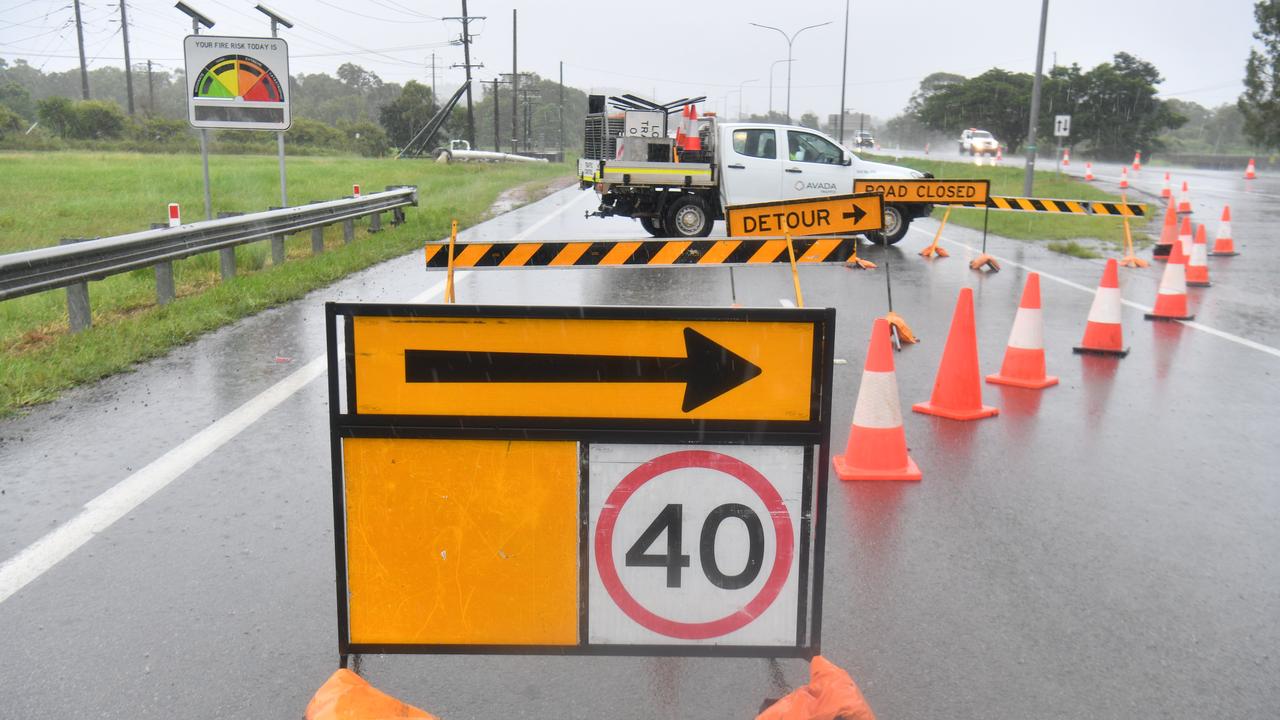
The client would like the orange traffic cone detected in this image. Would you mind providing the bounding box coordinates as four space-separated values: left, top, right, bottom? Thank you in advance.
913 288 998 421
1245 157 1257 180
1119 166 1130 189
995 147 1003 162
1177 181 1192 214
1186 224 1211 287
1176 215 1193 257
1132 151 1142 171
1084 162 1095 181
1211 205 1238 256
832 318 921 481
1161 172 1172 199
987 273 1058 389
1074 259 1129 357
1145 237 1195 322
1153 203 1177 259
306 670 438 720
1062 147 1070 166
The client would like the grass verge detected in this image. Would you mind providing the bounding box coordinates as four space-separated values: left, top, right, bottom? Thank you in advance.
0 151 570 416
864 153 1150 248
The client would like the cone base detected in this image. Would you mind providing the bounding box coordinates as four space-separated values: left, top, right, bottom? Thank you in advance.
1152 244 1172 257
833 454 922 482
1209 251 1239 257
1144 312 1195 322
1073 345 1130 357
1187 280 1211 287
911 401 999 421
986 373 1059 389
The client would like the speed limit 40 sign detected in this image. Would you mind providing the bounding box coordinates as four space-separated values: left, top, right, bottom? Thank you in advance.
327 303 833 660
589 444 806 646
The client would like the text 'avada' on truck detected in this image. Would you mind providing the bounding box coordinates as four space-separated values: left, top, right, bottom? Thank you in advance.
576 94 933 243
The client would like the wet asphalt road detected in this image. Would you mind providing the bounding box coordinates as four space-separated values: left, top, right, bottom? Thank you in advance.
1 167 1278 719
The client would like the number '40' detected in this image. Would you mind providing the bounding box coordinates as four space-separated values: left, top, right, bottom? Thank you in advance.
624 503 764 590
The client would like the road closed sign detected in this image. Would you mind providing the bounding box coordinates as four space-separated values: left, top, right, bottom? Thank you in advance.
326 303 835 659
854 178 990 205
589 444 804 646
725 192 883 237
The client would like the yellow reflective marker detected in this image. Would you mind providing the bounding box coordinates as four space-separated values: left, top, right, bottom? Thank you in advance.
725 192 883 238
351 315 815 421
344 438 579 646
854 178 990 205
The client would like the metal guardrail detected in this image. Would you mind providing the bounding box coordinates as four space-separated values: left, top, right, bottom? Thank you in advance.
0 186 418 332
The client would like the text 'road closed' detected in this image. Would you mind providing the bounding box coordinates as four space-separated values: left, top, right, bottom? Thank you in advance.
853 179 990 204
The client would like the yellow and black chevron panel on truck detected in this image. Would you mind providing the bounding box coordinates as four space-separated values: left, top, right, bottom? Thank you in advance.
424 236 858 269
955 196 1147 216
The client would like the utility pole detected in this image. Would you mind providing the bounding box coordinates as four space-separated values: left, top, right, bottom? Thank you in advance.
837 0 849 145
429 53 436 101
119 2 135 114
558 61 564 160
1023 0 1050 197
73 0 90 99
444 2 484 147
146 60 154 114
487 77 509 152
511 9 519 153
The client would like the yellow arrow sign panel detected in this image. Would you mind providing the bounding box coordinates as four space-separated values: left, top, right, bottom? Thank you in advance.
351 314 817 422
725 192 883 238
853 178 990 204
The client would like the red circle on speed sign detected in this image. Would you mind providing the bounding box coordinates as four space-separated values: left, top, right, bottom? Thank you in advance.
594 449 795 640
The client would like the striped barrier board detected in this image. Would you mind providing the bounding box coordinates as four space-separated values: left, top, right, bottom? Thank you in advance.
956 196 1147 217
424 236 859 269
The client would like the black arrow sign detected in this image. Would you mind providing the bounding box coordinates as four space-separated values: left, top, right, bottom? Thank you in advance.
842 202 867 225
404 327 763 412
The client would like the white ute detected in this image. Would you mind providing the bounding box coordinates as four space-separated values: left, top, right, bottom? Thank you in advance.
578 111 932 243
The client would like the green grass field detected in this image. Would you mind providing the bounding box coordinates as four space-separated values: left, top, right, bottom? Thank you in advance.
863 153 1151 249
0 151 569 415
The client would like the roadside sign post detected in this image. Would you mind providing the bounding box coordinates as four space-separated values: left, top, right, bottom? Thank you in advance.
325 303 834 663
183 33 292 218
1054 115 1070 174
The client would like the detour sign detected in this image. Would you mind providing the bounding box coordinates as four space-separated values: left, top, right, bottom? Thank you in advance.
854 178 990 204
726 192 883 238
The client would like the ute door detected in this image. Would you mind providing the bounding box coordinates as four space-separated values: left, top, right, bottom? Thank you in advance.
781 129 853 200
720 127 782 206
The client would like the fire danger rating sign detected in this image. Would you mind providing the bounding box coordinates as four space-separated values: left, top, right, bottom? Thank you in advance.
853 178 990 204
589 444 804 646
725 192 883 237
326 303 835 659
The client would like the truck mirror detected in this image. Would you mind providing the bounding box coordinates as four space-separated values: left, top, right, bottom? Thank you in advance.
843 154 853 166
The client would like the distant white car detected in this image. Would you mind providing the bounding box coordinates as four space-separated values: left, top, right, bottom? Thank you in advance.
959 128 999 156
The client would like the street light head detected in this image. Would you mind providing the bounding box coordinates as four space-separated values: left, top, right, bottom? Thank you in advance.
254 3 294 29
174 1 215 30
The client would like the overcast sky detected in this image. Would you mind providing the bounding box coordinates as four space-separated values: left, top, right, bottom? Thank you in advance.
0 0 1259 120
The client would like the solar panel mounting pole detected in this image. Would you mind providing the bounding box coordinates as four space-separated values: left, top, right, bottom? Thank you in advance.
194 19 212 220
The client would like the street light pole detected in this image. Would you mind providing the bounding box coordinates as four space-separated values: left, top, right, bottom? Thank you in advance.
750 21 831 123
736 79 757 120
768 58 795 119
1023 0 1050 197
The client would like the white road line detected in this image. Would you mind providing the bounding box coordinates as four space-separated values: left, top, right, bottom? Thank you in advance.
910 227 1280 360
778 298 796 308
0 270 475 604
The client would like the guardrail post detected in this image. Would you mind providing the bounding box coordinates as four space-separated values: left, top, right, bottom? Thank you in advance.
216 212 242 279
155 262 175 306
343 219 354 244
59 238 92 333
271 235 286 265
312 226 325 255
369 212 382 233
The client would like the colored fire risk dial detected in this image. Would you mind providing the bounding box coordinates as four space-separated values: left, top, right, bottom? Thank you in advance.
193 55 284 102
588 444 805 646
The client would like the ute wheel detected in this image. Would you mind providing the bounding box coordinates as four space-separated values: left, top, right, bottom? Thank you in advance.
639 216 663 237
664 195 713 238
867 205 909 245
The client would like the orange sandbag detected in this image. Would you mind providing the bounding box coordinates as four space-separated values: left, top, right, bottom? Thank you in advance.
755 656 876 720
305 669 439 720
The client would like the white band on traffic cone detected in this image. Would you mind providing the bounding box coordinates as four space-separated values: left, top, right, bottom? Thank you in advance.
1158 262 1187 295
1006 308 1044 350
1086 287 1123 324
851 370 903 429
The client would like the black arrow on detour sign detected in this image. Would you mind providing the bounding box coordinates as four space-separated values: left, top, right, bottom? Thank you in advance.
842 202 867 226
404 327 763 412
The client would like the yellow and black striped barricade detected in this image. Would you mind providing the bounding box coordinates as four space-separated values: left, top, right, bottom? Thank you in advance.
423 236 861 269
962 196 1147 216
